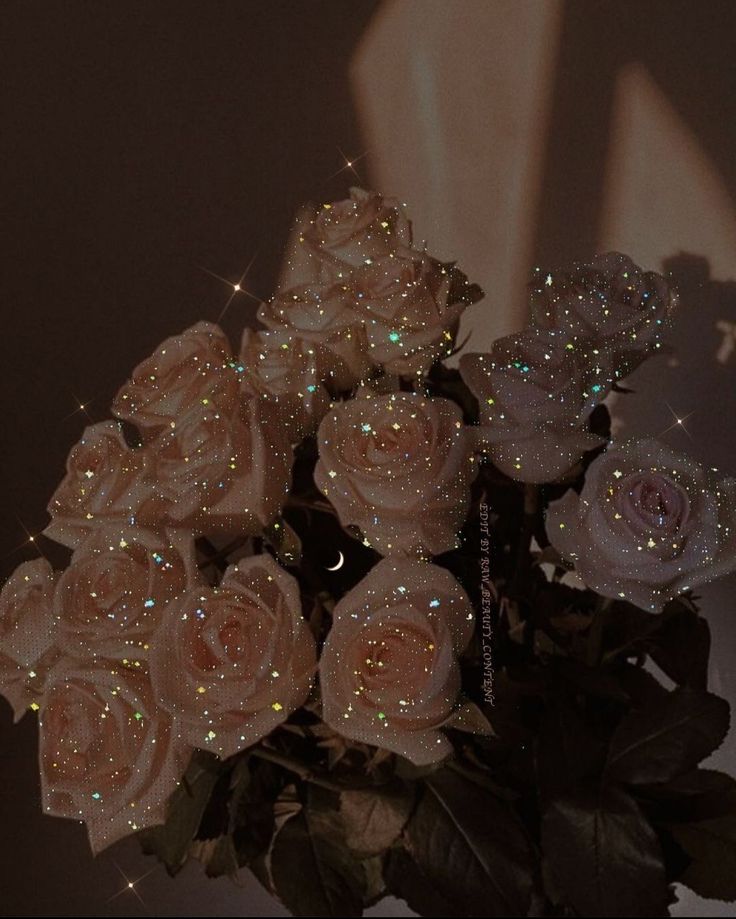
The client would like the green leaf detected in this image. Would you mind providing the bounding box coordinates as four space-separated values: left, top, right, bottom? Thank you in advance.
671 813 736 902
339 783 415 858
395 768 538 917
138 749 222 875
541 787 668 917
605 687 730 785
270 786 366 917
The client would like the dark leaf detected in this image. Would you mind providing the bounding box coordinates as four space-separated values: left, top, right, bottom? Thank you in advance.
270 786 366 917
646 604 711 689
638 768 736 823
190 835 239 878
541 787 668 917
596 600 710 689
264 517 302 566
671 813 736 902
536 694 607 805
552 656 631 703
339 782 415 858
588 403 611 439
230 756 281 867
605 687 730 785
399 768 538 917
424 363 479 424
442 262 485 308
384 844 458 918
138 750 223 875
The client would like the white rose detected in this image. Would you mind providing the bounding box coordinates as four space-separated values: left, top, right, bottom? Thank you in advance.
258 282 371 391
459 329 611 483
147 392 293 536
54 525 198 661
320 557 474 765
239 327 330 442
111 321 241 437
530 253 676 373
315 391 475 556
39 662 192 852
348 254 464 376
547 438 736 612
280 187 413 288
0 559 59 721
45 421 158 548
148 555 316 758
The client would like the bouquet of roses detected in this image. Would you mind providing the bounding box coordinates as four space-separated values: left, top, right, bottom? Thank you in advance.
3 188 736 917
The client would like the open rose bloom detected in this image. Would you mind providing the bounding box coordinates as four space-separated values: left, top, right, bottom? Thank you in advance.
3 192 736 918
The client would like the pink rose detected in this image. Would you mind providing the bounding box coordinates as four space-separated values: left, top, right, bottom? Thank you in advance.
111 322 241 437
280 187 413 288
149 555 316 758
239 327 330 442
45 421 157 548
0 559 59 721
530 253 676 373
547 439 736 611
39 663 191 852
258 282 371 391
459 330 611 483
146 392 293 536
54 525 198 661
320 558 474 765
315 391 475 556
348 254 464 376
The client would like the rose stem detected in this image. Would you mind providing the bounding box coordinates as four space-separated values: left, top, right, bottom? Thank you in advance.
510 483 539 598
249 747 350 793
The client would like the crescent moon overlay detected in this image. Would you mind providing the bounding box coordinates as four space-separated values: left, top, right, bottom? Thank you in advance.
326 551 345 572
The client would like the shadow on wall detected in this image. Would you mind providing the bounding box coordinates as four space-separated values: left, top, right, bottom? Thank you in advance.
537 0 736 265
354 0 736 351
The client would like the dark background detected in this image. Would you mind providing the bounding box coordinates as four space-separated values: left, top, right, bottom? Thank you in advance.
0 2 378 915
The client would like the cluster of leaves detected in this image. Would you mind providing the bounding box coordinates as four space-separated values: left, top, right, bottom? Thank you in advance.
140 371 736 918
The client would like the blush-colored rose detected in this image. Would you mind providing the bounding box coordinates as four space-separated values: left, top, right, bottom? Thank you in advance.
39 663 192 853
239 327 330 442
0 559 59 721
547 438 736 612
146 392 293 536
111 321 241 437
149 555 316 758
320 558 474 765
279 187 413 288
258 282 371 391
530 253 676 373
314 391 475 556
54 525 198 661
347 254 464 376
459 329 611 483
45 421 157 548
